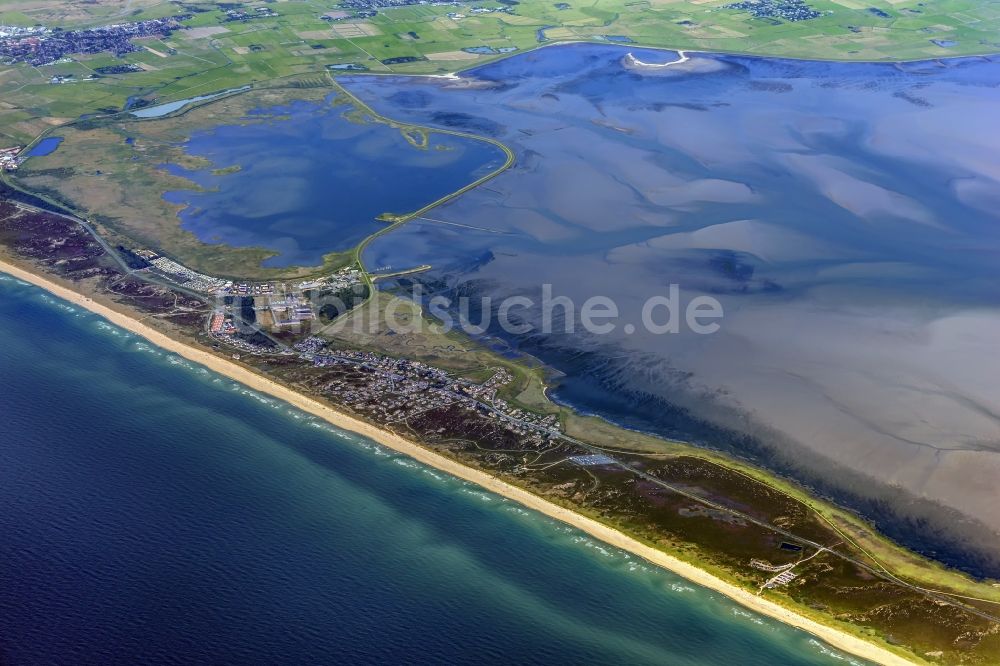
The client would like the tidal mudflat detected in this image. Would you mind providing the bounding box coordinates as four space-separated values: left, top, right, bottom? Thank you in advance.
348 45 1000 574
163 96 506 267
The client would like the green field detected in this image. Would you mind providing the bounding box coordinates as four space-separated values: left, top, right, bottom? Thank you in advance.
1 0 999 143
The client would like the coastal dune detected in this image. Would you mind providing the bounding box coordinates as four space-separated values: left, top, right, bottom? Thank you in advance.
0 258 914 666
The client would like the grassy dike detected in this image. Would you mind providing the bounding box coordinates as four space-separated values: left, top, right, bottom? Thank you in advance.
329 75 516 311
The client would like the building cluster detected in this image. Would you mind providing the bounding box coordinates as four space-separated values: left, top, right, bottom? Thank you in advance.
223 7 278 22
266 292 316 329
207 301 285 355
337 0 455 11
485 372 560 434
227 269 363 332
289 340 560 444
134 249 232 294
226 268 361 298
321 355 459 422
763 569 799 589
231 281 276 296
208 311 237 336
216 330 283 357
49 73 100 84
316 347 456 383
0 17 186 66
0 146 22 171
202 269 364 339
723 0 822 21
468 6 513 14
570 454 617 466
296 267 363 293
750 558 795 573
0 26 45 39
293 337 329 354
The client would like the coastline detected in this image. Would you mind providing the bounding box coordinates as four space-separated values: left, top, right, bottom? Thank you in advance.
0 258 915 666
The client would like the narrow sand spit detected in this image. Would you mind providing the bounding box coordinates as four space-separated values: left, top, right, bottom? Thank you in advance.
0 258 914 666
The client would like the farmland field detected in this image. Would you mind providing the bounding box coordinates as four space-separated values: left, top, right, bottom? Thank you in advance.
1 0 999 143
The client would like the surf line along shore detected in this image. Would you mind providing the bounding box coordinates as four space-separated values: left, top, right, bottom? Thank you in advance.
0 258 914 666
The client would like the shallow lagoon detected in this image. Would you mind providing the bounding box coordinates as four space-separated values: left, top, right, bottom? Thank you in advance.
163 95 505 267
347 45 1000 573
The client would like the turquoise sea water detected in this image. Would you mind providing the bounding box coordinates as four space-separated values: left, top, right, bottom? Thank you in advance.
0 274 869 665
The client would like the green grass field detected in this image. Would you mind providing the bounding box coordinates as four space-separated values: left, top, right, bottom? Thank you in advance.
1 0 998 143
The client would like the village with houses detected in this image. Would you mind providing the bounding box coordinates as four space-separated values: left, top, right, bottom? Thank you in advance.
0 146 23 171
294 340 561 444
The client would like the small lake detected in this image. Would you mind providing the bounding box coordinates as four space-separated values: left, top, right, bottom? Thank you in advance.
163 95 505 267
27 136 63 157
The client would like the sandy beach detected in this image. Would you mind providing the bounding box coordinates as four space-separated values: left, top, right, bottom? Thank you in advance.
0 258 915 666
624 50 689 68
